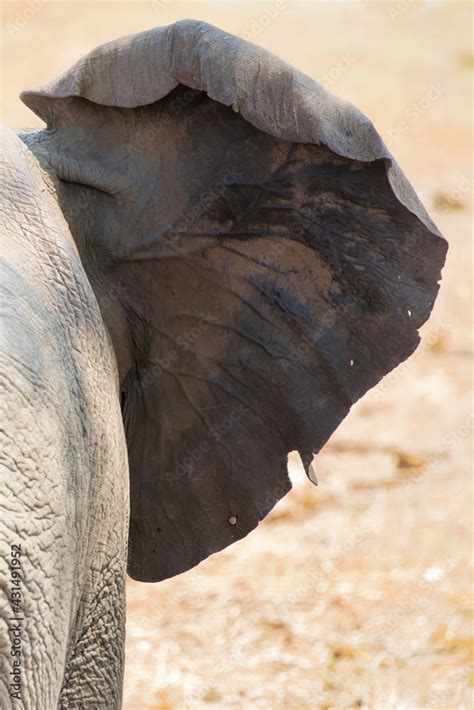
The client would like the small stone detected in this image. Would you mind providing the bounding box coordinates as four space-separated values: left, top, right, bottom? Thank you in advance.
228 515 238 525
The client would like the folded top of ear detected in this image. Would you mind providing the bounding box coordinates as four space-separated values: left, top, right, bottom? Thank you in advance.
22 19 438 237
21 21 447 583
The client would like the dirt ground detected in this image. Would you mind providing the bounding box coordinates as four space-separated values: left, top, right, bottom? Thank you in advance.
2 2 472 708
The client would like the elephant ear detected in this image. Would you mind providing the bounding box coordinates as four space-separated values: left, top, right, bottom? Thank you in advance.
21 20 447 582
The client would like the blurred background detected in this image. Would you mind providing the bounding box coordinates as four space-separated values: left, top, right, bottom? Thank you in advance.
2 1 472 708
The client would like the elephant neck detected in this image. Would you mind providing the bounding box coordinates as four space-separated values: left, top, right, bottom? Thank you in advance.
17 128 66 208
17 129 93 272
17 128 134 384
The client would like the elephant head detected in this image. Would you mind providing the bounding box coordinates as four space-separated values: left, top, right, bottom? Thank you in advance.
20 20 447 583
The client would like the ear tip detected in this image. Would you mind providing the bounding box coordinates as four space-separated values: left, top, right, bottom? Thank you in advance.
300 451 318 485
19 89 36 107
307 466 319 486
20 89 41 110
19 89 48 120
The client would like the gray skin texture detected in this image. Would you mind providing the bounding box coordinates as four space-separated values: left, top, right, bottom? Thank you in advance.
0 127 128 708
0 20 447 709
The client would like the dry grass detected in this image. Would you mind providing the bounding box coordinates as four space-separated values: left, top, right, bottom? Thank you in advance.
2 2 472 708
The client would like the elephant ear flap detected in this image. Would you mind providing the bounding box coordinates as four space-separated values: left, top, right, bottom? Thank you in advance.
120 137 446 582
21 20 447 583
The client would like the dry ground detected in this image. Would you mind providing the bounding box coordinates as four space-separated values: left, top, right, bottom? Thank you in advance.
1 2 472 708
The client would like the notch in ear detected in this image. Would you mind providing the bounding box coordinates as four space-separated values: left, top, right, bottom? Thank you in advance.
21 20 447 582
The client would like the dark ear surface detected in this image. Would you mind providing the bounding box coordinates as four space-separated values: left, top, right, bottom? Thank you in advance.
22 21 447 582
120 138 446 581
